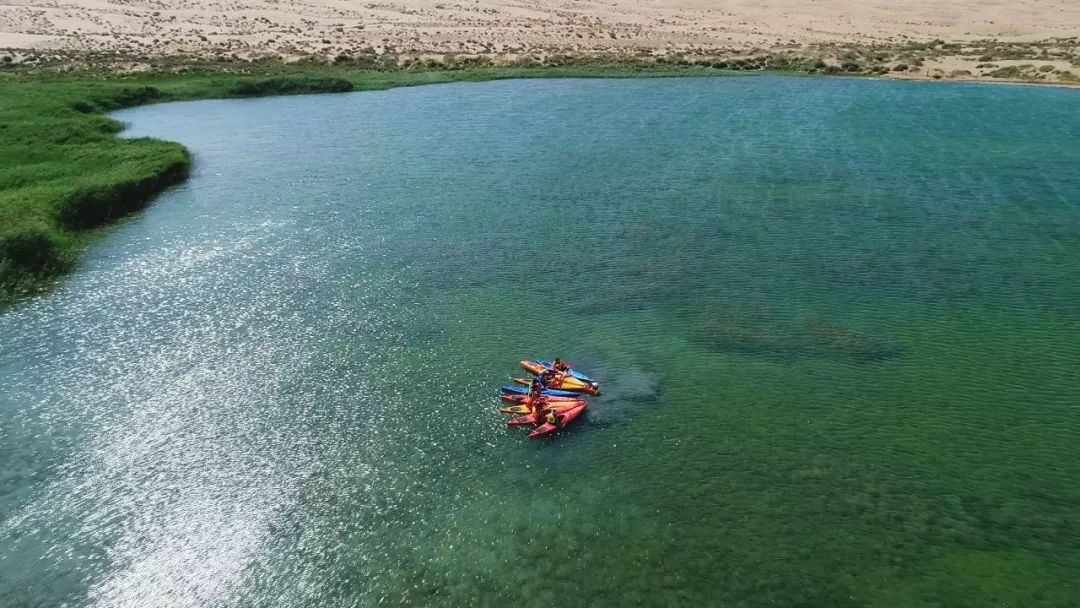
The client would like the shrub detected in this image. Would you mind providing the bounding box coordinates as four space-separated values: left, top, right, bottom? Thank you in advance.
986 65 1026 78
228 77 353 97
94 86 166 111
0 228 61 275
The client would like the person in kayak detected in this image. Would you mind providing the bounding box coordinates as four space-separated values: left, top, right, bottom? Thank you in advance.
528 377 546 401
540 367 560 386
545 408 561 429
552 358 571 373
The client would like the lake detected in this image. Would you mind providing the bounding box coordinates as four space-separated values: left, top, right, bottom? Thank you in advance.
2 75 1079 607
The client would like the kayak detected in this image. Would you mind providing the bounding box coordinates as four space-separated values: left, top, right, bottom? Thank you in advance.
501 399 586 416
513 375 600 396
537 360 596 383
521 359 597 383
500 393 586 405
507 401 586 426
518 361 600 395
529 402 589 439
501 385 581 399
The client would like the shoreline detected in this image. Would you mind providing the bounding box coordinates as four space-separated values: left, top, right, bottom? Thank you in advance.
1 61 1078 308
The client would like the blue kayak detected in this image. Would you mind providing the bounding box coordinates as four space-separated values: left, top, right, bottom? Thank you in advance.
536 360 596 383
501 385 581 398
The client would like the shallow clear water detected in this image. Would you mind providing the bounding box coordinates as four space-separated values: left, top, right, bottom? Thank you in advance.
2 76 1080 607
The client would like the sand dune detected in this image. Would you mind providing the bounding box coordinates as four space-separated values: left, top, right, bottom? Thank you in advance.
1 0 1079 82
3 0 1079 56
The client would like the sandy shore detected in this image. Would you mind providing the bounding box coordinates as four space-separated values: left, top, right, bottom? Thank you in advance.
2 0 1079 83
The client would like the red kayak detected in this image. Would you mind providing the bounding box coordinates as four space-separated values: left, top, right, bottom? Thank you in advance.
528 402 588 439
506 400 583 426
499 393 586 405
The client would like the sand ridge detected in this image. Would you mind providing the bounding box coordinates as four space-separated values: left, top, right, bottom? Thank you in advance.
1 0 1079 83
3 0 1080 56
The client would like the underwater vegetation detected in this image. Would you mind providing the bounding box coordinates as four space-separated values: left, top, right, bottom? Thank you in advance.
698 310 901 362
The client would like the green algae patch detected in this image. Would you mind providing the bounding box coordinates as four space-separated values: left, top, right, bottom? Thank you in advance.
874 550 1075 607
698 310 901 362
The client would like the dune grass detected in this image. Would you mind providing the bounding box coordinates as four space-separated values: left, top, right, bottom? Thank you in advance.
0 63 725 306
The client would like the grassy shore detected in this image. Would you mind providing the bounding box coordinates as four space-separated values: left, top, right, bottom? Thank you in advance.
0 62 726 306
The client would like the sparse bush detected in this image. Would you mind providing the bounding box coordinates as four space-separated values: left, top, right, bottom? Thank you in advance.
986 65 1026 78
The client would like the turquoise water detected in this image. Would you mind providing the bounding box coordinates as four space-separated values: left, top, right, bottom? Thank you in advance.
2 75 1080 606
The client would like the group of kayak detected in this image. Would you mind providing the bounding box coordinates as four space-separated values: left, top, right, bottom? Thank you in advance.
499 359 601 439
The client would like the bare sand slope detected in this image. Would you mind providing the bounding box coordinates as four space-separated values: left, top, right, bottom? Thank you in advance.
2 0 1079 59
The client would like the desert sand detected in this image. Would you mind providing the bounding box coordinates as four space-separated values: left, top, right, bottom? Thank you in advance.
1 0 1079 81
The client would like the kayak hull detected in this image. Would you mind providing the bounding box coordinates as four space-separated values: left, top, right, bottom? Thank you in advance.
528 402 588 438
508 414 541 426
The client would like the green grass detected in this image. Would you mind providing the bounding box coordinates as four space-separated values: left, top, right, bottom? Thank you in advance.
0 63 730 306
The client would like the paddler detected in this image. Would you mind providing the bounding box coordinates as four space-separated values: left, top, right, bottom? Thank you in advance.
528 377 546 401
544 408 561 429
539 367 559 386
552 358 571 373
